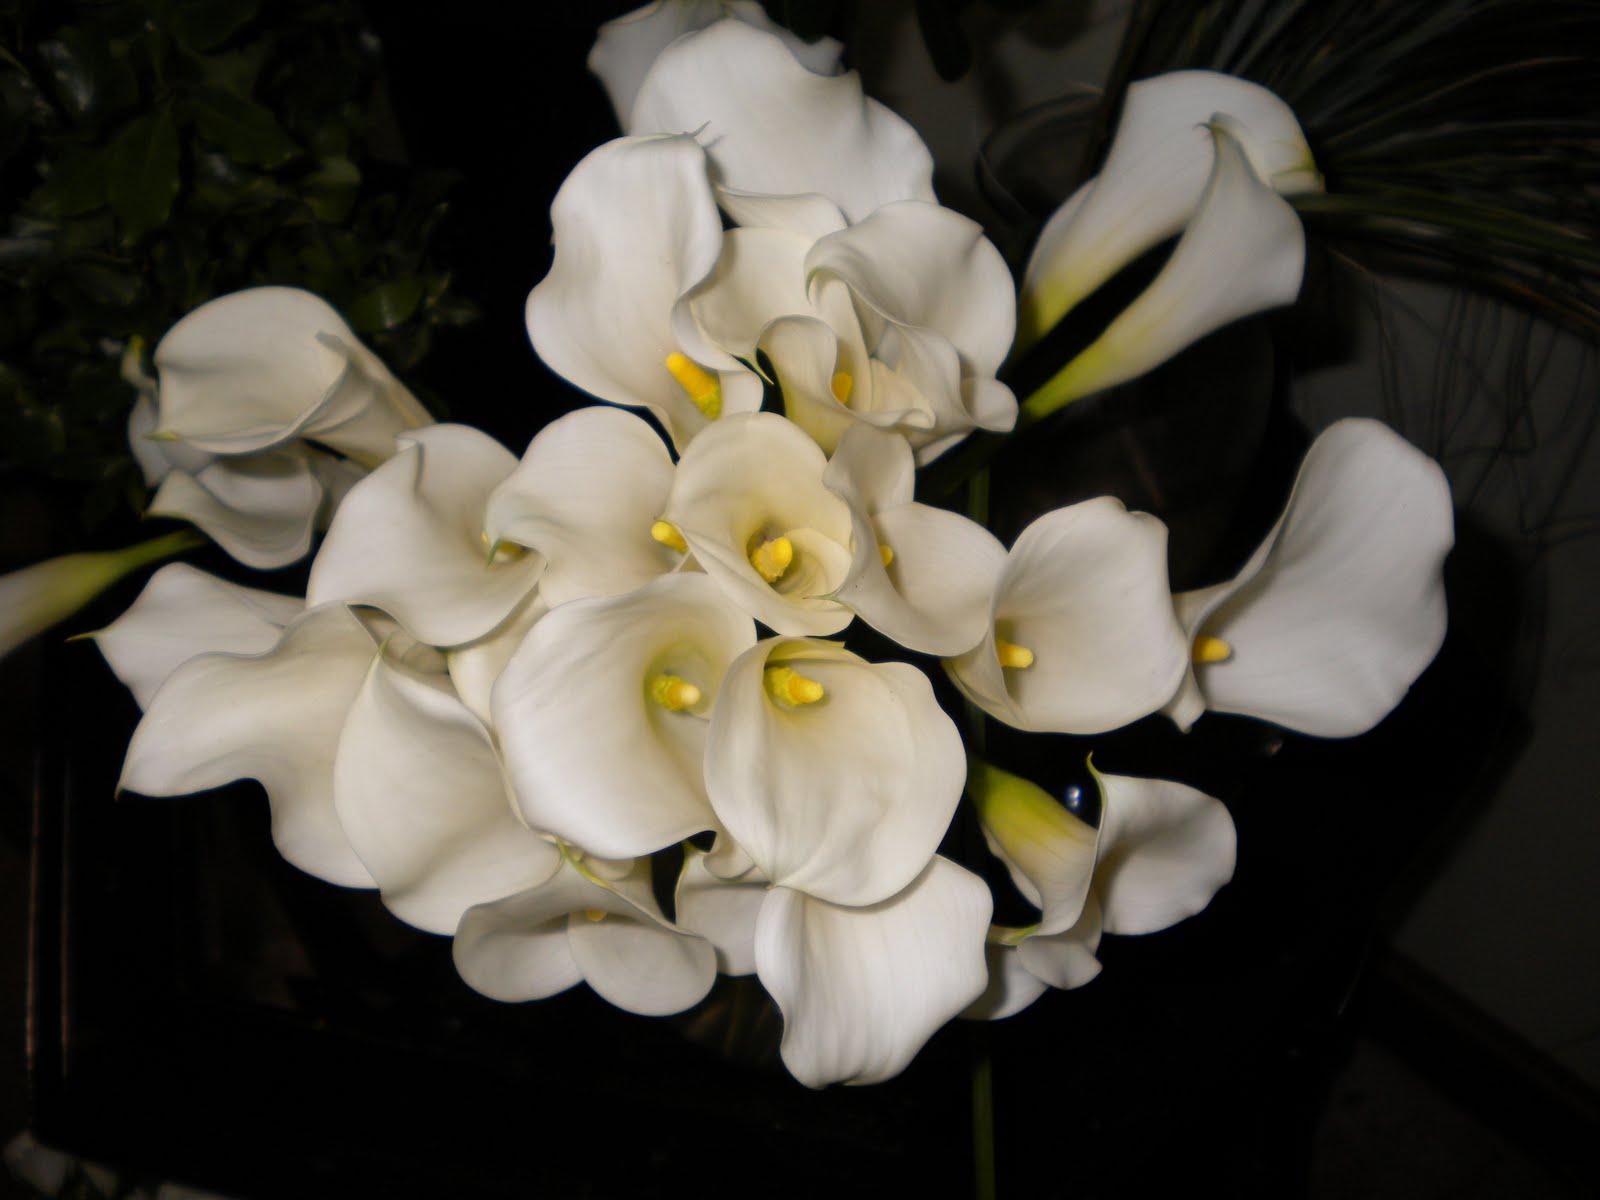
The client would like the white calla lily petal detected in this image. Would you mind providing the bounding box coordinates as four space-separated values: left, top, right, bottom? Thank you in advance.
446 591 549 727
484 407 678 606
568 861 717 1015
94 563 301 709
948 498 1188 734
714 187 847 241
674 846 766 975
1015 892 1103 990
963 941 1051 1021
452 869 593 1002
682 226 815 365
761 316 904 456
153 286 426 460
1095 773 1236 936
334 657 561 934
1184 418 1454 736
663 412 854 636
755 856 991 1087
148 452 321 570
1020 70 1320 346
1025 119 1307 416
128 392 212 484
308 425 540 647
590 0 841 127
118 604 379 887
706 638 965 907
631 19 934 224
526 135 744 451
807 201 1016 377
494 573 756 859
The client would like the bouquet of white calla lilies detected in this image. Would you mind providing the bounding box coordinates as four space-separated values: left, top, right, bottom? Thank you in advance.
50 6 1457 1093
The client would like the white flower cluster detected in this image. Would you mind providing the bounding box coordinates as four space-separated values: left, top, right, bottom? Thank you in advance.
92 6 1455 1088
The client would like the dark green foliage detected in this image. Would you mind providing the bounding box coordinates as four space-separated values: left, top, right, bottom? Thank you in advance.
0 0 476 534
1102 0 1600 339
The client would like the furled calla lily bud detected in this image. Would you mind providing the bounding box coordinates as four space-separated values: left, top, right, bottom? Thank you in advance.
1022 118 1307 420
525 134 762 452
130 288 432 569
1019 70 1321 351
493 573 756 860
823 424 1006 655
1165 418 1454 736
963 761 1235 1020
630 19 934 225
946 497 1189 734
705 637 966 907
454 855 717 1017
0 530 201 664
661 412 856 636
590 1 841 129
307 424 544 648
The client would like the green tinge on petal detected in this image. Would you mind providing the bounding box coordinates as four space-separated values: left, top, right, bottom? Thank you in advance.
967 759 1094 859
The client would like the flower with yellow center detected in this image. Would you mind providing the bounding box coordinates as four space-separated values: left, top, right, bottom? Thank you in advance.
705 637 966 907
1163 418 1453 736
493 573 755 860
659 412 855 637
945 496 1189 734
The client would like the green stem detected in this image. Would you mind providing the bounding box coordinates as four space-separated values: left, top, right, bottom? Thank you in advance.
972 1041 997 1200
120 527 207 570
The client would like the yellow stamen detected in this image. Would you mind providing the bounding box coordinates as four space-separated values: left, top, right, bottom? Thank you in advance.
1192 635 1233 664
878 543 895 567
749 535 794 583
830 370 854 406
649 673 702 712
582 908 607 923
481 530 529 564
764 665 825 707
665 351 721 419
996 639 1034 670
650 519 688 554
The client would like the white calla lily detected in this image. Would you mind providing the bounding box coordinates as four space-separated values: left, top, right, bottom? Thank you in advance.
0 530 202 664
151 286 430 463
307 424 543 647
445 590 549 728
1020 70 1321 349
661 412 855 636
493 573 756 860
147 450 323 570
705 637 966 907
118 603 389 887
1165 418 1453 736
674 844 767 975
334 655 560 934
483 406 680 606
755 855 991 1087
630 18 933 225
454 855 717 1017
590 0 841 129
1023 118 1307 419
963 761 1234 1019
93 563 302 708
525 134 762 452
947 497 1189 734
824 424 1006 655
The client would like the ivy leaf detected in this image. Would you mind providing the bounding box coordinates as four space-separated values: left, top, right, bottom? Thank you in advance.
187 86 300 168
171 0 262 54
348 278 423 333
34 147 108 217
37 28 139 125
107 111 181 239
304 155 359 222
